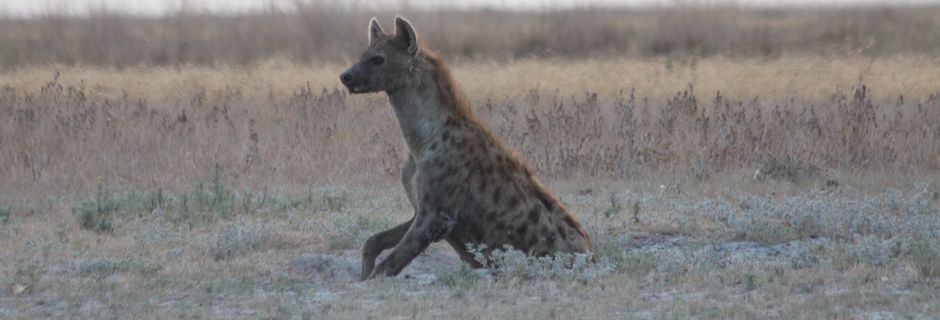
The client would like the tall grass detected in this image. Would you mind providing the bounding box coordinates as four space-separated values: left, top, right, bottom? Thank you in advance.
1 66 937 202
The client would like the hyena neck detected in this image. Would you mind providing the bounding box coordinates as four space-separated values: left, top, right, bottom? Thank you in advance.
385 53 469 155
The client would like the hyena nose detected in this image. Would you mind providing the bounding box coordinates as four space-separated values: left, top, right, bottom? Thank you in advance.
340 72 353 85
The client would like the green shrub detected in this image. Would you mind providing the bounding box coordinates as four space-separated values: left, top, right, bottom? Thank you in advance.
906 239 940 278
0 204 10 225
72 184 119 233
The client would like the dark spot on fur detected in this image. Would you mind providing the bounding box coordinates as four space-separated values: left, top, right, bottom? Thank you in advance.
471 162 483 174
507 195 520 209
494 164 507 177
425 194 441 208
429 219 454 241
516 224 528 237
466 143 478 155
428 142 438 151
458 220 485 243
445 117 458 127
545 234 556 248
536 190 555 211
477 180 488 193
525 233 538 248
441 186 454 197
541 225 552 234
492 186 502 204
439 164 457 179
441 131 452 142
557 225 568 240
527 207 540 224
563 216 578 229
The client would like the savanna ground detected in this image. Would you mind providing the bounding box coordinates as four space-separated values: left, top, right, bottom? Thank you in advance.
2 4 940 319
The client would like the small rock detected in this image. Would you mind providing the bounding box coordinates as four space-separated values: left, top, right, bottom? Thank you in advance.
11 284 27 295
408 274 437 285
292 253 358 282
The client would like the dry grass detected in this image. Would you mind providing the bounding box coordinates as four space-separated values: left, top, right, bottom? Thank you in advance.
2 56 939 202
3 5 940 67
5 55 939 103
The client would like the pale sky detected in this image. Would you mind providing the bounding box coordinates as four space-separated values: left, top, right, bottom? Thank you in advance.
2 0 938 17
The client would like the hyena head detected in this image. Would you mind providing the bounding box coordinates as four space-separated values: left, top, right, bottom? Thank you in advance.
340 17 420 94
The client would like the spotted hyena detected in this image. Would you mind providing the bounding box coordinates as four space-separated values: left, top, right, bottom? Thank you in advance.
340 17 594 280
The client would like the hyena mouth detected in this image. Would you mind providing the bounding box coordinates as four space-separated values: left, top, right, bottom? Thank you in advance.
340 72 373 94
344 84 373 94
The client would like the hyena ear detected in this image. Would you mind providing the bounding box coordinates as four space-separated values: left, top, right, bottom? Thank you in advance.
394 16 419 56
368 17 384 46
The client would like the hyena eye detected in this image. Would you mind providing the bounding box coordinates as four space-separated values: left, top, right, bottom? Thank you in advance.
370 55 385 66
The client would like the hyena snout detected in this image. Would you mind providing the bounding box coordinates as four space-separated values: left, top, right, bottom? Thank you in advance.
339 69 360 89
339 68 373 94
339 71 353 85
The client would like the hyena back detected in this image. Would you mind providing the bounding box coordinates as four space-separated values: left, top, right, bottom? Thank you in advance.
340 17 594 280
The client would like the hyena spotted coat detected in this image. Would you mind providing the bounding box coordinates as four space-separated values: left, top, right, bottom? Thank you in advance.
340 17 594 280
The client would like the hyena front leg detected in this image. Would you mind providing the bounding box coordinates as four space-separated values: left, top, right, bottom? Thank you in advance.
361 218 413 281
367 209 456 279
359 156 419 281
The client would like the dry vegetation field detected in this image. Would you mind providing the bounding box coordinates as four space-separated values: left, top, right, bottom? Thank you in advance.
2 4 940 319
